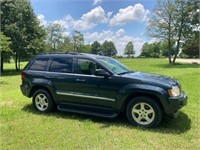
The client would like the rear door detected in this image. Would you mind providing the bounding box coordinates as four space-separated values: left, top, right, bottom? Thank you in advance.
45 56 75 102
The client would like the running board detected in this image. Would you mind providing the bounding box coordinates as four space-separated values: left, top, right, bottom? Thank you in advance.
57 105 118 118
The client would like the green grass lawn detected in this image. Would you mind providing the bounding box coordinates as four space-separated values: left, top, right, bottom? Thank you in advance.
0 59 200 150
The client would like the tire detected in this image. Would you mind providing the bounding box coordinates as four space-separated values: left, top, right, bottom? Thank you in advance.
32 89 55 113
126 96 162 128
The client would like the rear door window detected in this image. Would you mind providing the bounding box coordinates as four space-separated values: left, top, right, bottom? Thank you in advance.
49 57 73 73
29 57 48 71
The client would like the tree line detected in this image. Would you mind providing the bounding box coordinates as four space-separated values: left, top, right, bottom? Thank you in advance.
0 0 198 73
46 23 135 57
0 0 135 72
140 39 199 58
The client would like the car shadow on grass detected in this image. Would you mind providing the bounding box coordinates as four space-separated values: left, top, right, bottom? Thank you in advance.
1 69 21 76
0 81 9 85
22 104 191 134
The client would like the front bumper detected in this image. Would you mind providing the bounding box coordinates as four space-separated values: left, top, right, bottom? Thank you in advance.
165 91 188 114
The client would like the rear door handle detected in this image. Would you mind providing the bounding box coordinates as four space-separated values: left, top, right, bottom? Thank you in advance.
76 79 86 82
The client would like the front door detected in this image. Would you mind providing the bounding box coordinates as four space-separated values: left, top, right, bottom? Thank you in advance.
73 58 117 107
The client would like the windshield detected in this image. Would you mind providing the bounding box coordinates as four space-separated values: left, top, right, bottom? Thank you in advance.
98 57 132 75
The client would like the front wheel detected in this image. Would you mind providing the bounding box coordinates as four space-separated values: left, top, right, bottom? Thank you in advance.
32 89 55 113
126 97 162 128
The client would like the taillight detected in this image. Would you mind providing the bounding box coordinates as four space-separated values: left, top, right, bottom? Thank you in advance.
21 72 26 81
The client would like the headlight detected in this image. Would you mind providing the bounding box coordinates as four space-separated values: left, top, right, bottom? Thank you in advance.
168 86 180 97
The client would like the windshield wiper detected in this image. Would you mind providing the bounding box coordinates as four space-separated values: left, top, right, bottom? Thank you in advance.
118 70 133 75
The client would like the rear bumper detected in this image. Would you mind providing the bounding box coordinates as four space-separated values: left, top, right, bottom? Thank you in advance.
165 91 188 114
20 83 30 97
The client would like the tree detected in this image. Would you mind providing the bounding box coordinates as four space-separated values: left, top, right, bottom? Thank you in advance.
58 37 73 52
91 41 102 54
124 41 135 57
182 37 199 58
102 41 117 57
140 42 161 58
181 0 199 58
140 42 150 57
1 0 46 70
71 30 84 52
151 42 161 58
172 0 189 63
79 44 91 53
160 40 176 57
0 32 11 73
146 0 176 63
46 22 66 51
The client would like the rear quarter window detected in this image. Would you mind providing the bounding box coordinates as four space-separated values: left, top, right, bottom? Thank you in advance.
29 57 49 71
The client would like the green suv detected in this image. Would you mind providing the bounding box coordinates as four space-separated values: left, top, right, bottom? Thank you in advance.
20 53 187 127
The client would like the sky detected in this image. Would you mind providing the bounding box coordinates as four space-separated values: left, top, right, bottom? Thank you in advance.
30 0 157 56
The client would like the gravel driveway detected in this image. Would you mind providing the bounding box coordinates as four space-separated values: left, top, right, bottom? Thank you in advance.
175 58 200 64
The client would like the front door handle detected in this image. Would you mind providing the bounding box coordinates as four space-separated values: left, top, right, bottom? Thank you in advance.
45 75 53 79
76 79 86 82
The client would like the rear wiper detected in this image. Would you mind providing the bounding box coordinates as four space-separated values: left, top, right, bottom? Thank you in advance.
118 70 133 75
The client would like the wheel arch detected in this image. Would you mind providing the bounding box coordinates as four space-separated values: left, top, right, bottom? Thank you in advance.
29 85 53 99
121 92 164 113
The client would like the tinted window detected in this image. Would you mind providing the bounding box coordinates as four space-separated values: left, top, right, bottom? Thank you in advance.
29 57 48 71
98 57 131 75
49 57 73 73
77 59 101 75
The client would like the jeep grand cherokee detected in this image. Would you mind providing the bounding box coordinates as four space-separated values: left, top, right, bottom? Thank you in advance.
20 53 187 127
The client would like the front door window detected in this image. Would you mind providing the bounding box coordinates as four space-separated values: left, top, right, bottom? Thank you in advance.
76 59 101 75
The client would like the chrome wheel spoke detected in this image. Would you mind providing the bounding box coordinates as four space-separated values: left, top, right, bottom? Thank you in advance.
146 109 154 115
140 103 145 110
35 100 40 105
44 101 48 106
37 95 43 101
145 116 151 123
132 109 140 114
41 97 46 101
40 104 43 109
137 115 143 121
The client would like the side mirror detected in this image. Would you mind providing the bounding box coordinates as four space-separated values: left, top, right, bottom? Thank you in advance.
95 69 110 77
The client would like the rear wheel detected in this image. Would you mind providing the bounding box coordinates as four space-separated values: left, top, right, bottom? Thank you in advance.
126 97 162 128
32 89 55 113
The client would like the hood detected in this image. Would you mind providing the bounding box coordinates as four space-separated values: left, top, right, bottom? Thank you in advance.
122 72 178 88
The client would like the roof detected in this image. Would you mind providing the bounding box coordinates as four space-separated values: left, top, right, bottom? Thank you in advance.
37 52 107 59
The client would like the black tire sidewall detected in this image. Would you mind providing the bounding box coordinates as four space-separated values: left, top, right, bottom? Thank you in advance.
126 97 162 128
32 89 54 113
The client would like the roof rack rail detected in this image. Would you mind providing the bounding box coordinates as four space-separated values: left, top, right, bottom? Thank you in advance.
67 52 79 55
47 52 79 55
48 52 67 54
